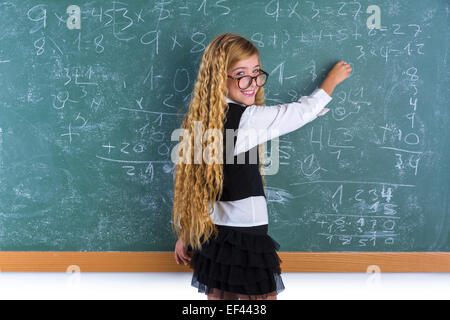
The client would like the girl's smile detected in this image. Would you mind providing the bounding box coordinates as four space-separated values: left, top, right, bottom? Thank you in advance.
241 89 255 97
226 54 260 106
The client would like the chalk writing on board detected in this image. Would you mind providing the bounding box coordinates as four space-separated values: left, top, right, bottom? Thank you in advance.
289 181 413 247
376 66 424 177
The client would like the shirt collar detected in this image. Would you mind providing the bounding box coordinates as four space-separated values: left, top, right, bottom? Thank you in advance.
225 96 246 107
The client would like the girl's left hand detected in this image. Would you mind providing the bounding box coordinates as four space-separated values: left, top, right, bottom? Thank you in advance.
174 237 191 266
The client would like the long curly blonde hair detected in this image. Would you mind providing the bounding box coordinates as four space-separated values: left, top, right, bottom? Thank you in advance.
172 33 267 251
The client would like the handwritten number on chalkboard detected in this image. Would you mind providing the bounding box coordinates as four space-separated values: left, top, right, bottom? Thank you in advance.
381 186 393 203
94 34 105 53
330 150 341 160
359 238 368 247
173 69 190 92
408 24 422 37
384 204 398 216
75 113 88 128
190 32 206 53
341 236 351 245
141 30 160 54
121 142 130 154
300 154 321 176
197 0 208 16
368 189 378 202
355 45 365 60
415 43 424 55
27 5 47 34
91 7 102 22
411 157 420 176
78 86 87 99
369 201 379 213
333 217 346 233
145 163 154 182
271 62 285 85
392 24 405 35
332 185 343 205
403 43 412 56
123 166 135 176
350 2 362 20
306 1 320 19
383 220 395 231
74 32 81 51
63 68 72 86
265 0 280 22
251 33 265 48
33 37 45 56
118 7 133 30
310 125 324 151
337 2 347 16
163 94 176 108
379 46 389 63
215 0 231 16
336 29 349 42
134 144 145 153
354 189 363 202
158 143 170 157
153 1 171 20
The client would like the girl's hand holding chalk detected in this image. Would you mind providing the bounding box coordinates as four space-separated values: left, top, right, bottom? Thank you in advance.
174 237 191 266
319 60 352 96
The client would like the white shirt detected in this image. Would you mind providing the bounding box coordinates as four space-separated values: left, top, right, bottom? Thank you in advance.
210 88 332 227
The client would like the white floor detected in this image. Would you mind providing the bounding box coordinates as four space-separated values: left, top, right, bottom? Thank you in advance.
0 272 449 299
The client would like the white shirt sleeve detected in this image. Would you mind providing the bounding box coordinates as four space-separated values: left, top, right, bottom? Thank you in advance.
234 87 332 156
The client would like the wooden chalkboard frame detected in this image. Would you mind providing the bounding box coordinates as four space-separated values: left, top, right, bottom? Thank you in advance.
0 252 449 272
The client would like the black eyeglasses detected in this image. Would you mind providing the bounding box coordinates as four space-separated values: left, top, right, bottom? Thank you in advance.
227 70 269 90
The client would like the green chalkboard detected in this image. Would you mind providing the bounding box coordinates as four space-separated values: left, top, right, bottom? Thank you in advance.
0 0 448 251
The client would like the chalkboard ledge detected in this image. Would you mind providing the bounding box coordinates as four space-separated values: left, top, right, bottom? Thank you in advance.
0 252 449 272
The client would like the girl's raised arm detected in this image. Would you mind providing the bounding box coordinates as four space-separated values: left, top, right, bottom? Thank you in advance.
233 87 331 156
233 60 351 156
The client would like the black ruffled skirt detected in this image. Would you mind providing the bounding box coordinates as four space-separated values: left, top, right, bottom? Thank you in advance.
188 224 285 299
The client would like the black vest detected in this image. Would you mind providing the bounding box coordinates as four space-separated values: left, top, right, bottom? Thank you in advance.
217 103 266 201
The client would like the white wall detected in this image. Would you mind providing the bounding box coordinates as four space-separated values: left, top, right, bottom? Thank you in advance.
0 272 449 299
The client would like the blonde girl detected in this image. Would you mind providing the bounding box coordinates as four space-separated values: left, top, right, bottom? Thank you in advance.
172 33 351 300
